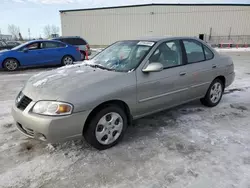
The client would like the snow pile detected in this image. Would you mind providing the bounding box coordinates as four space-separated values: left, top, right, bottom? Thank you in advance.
215 48 250 52
57 63 84 70
76 70 85 74
33 78 48 87
91 48 104 53
0 150 81 188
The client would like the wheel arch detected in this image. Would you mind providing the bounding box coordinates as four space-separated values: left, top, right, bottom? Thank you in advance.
83 100 132 134
214 75 226 89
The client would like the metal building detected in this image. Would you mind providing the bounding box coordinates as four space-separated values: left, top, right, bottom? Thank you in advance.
60 4 250 46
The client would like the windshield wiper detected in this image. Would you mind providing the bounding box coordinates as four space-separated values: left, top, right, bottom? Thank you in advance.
85 63 114 71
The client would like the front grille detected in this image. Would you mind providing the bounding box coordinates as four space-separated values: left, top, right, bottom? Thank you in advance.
16 94 32 110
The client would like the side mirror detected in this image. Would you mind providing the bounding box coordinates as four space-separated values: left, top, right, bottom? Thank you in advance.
142 62 163 73
23 48 28 53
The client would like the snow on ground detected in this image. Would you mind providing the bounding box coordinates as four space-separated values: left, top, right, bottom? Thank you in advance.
215 47 250 52
0 52 250 188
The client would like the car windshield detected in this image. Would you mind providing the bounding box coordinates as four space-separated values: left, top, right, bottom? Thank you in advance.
87 40 155 72
0 41 6 47
11 41 30 50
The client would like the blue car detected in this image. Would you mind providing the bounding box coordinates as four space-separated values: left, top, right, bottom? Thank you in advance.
0 40 82 71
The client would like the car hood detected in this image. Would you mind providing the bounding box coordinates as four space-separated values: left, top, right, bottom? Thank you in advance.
22 63 127 101
0 49 10 53
0 48 16 54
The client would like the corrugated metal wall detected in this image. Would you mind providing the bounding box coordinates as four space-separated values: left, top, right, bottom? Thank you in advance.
60 5 250 45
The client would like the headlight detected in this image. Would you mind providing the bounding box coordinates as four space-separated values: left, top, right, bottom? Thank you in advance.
32 101 73 116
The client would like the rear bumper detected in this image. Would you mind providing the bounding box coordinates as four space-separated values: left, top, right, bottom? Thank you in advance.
12 104 91 143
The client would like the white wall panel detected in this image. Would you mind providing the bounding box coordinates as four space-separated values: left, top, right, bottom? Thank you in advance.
60 5 250 45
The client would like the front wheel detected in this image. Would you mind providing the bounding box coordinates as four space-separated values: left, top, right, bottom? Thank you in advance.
3 58 19 71
200 79 224 107
83 105 128 150
61 56 74 66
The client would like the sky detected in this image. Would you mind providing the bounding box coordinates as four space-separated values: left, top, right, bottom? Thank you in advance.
1 0 250 38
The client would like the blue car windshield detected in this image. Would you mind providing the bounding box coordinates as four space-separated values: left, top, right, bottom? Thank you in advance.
88 40 155 72
11 41 30 50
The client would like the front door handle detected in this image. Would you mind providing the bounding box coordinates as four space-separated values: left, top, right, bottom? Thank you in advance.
179 72 186 76
212 65 217 69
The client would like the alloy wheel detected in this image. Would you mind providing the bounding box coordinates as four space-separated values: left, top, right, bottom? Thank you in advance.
95 112 123 145
63 56 73 65
5 60 18 70
210 82 222 103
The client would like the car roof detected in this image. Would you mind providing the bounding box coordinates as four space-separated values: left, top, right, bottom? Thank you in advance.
26 39 63 43
134 36 200 42
52 36 82 39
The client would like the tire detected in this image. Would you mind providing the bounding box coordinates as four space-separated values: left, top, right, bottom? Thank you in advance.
83 105 128 150
200 78 224 107
61 55 74 66
3 58 19 71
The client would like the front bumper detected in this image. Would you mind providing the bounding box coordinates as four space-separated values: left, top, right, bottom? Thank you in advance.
12 103 91 143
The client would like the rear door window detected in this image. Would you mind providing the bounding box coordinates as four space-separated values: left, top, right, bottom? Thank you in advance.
63 38 86 45
183 40 205 63
41 42 66 49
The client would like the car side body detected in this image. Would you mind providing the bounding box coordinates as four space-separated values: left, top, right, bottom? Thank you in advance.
0 40 82 70
52 36 91 59
11 36 235 149
0 41 17 51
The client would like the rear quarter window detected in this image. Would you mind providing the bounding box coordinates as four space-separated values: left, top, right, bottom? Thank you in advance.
59 38 87 45
204 45 214 60
183 40 205 63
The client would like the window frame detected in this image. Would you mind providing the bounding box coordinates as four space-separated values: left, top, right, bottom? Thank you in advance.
61 38 87 45
20 42 41 51
148 39 185 70
181 39 214 64
203 44 214 60
41 41 66 49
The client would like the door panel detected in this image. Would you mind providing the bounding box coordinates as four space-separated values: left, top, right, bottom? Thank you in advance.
136 65 190 116
135 40 190 117
40 42 65 65
17 50 41 66
184 60 215 99
182 39 216 99
17 42 41 66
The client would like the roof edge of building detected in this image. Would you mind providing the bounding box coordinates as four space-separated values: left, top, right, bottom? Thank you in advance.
59 3 250 13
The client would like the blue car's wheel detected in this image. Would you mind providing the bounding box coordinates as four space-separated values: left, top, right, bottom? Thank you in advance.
62 56 74 66
3 58 19 71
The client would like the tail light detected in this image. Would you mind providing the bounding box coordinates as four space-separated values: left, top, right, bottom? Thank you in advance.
87 44 90 50
76 47 80 52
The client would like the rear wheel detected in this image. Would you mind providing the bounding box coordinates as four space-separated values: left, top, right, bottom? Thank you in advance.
62 55 74 66
200 79 224 107
3 58 19 71
83 105 128 150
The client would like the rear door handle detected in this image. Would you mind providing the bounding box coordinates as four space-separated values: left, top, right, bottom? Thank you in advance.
179 72 186 76
212 65 217 69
